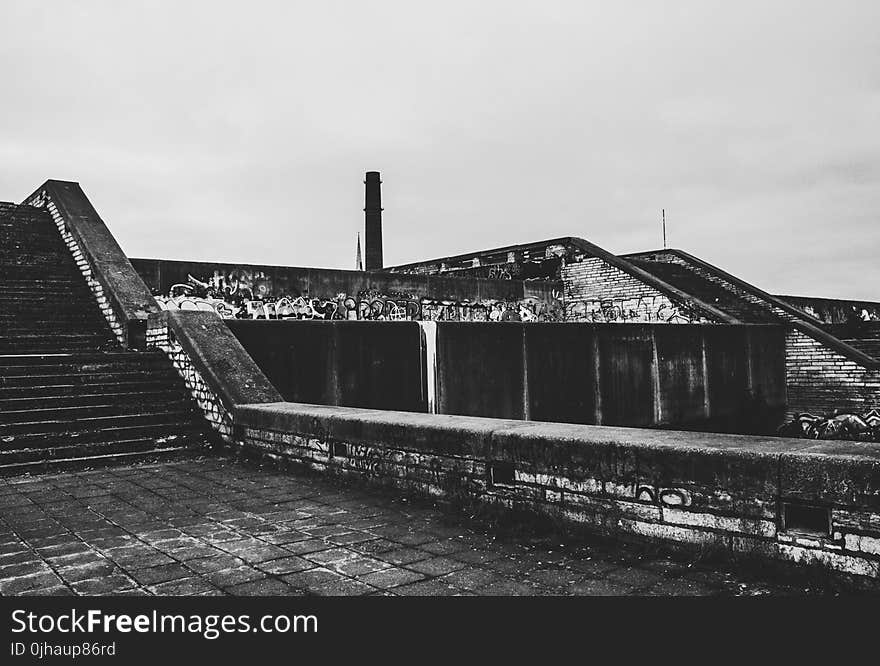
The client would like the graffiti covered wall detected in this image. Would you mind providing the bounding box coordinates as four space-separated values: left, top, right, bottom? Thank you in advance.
778 408 880 442
777 295 880 325
133 259 564 323
563 295 703 323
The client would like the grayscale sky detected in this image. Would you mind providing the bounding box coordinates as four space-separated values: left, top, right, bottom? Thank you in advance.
1 1 878 300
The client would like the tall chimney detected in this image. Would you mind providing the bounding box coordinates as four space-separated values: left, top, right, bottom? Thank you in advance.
364 171 383 270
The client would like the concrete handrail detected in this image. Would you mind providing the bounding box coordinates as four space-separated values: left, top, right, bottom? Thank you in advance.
626 248 880 369
389 235 741 324
22 180 160 349
562 237 741 324
151 310 283 412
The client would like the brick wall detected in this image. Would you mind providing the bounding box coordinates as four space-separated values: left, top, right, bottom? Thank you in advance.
561 255 710 323
23 189 126 344
785 329 880 418
236 403 880 581
146 319 233 440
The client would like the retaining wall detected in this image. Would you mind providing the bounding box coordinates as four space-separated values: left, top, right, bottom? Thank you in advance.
147 310 283 440
235 402 880 582
227 321 787 433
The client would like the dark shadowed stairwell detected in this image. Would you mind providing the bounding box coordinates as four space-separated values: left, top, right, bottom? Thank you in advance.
0 202 213 474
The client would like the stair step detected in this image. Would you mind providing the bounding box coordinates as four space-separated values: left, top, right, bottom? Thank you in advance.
0 309 104 317
0 295 96 303
0 332 114 350
0 411 201 437
0 390 189 411
0 400 194 424
0 420 206 448
0 345 121 355
0 201 212 472
0 358 172 376
0 328 113 338
0 314 109 328
0 442 210 477
0 282 89 288
0 332 112 341
0 369 179 387
0 379 185 399
0 315 105 322
627 258 780 323
0 351 167 365
0 434 207 464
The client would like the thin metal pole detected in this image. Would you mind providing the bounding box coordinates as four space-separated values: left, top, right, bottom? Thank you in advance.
662 209 667 248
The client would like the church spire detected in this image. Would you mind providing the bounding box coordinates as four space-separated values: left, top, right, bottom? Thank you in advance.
356 232 363 271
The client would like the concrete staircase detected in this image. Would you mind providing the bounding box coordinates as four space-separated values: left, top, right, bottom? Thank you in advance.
626 256 780 323
0 202 211 474
823 322 880 362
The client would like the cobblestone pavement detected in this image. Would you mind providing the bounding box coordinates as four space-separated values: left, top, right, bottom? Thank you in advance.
0 457 845 596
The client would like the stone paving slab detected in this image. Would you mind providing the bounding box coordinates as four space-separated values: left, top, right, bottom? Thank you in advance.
0 458 857 596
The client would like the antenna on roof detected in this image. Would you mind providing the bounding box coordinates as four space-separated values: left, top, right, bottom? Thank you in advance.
661 209 667 249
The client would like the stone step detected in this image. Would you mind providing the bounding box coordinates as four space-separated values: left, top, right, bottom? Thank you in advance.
0 333 114 345
0 338 115 353
0 379 182 399
0 244 70 254
0 322 109 333
0 201 212 471
0 284 92 293
0 343 120 355
839 338 880 359
0 271 84 281
0 317 105 326
0 327 114 338
0 389 189 411
0 260 79 270
0 275 85 283
0 310 108 320
0 291 93 299
0 440 209 476
0 399 193 424
0 350 167 366
1 318 109 327
0 291 98 300
0 421 207 454
0 410 201 437
0 368 179 388
0 356 172 376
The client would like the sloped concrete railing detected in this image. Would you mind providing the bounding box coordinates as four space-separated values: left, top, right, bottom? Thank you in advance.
147 310 283 440
563 237 741 324
236 402 880 582
389 235 740 324
22 180 160 349
622 248 880 370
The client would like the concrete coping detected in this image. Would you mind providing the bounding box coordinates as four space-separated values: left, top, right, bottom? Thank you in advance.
23 180 160 348
150 310 283 411
235 402 880 510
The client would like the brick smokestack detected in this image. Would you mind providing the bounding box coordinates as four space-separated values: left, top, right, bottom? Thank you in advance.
364 171 383 270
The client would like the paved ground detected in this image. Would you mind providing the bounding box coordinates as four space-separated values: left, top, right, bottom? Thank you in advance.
0 457 847 596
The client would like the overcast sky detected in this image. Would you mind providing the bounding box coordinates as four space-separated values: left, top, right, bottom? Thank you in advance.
1 1 878 300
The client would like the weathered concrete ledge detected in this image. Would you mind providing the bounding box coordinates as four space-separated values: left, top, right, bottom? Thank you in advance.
23 180 159 348
235 402 880 581
150 311 282 409
147 311 282 438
